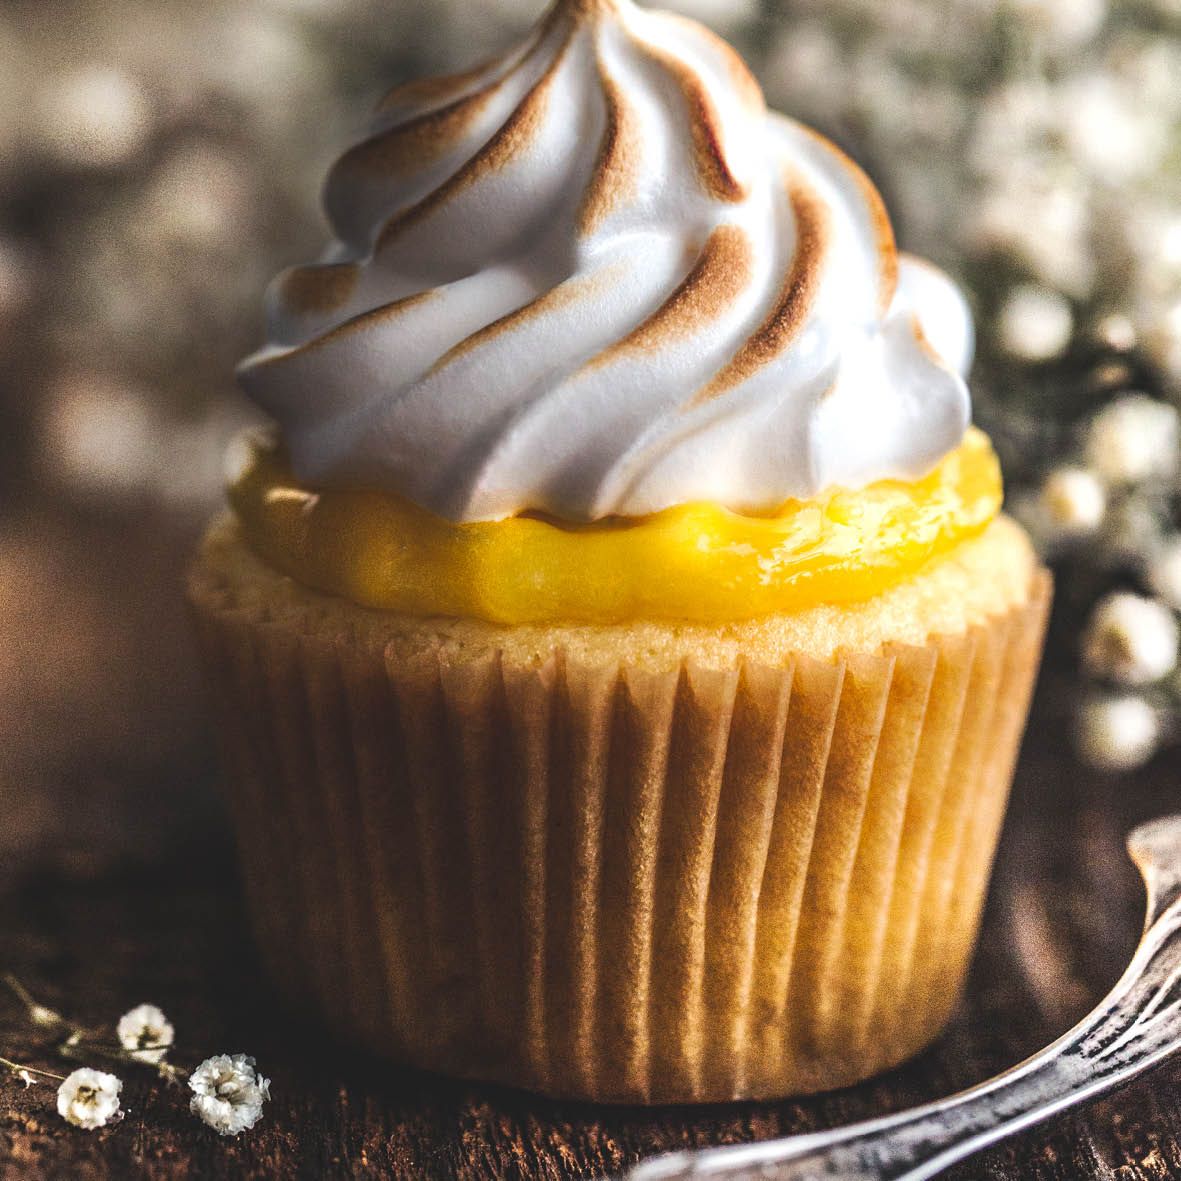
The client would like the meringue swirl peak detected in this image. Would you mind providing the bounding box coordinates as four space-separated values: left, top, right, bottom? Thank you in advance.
239 0 973 523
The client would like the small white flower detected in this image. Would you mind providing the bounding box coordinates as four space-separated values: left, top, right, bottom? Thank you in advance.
1143 303 1181 386
1059 73 1167 183
1005 0 1106 51
997 285 1074 362
189 1054 270 1136
1039 467 1106 535
1092 313 1136 353
1086 395 1180 485
56 1068 122 1130
1100 495 1163 565
117 1003 175 1064
37 65 154 170
18 1070 36 1089
1147 539 1181 611
968 174 1093 298
1077 695 1161 772
1082 592 1179 685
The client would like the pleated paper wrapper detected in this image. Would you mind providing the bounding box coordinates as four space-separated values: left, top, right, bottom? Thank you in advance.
188 558 1050 1104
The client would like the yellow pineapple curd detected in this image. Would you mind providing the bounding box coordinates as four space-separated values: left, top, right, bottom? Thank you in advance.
229 426 1002 625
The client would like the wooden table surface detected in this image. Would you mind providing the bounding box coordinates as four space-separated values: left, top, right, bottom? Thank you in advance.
2 643 1180 1179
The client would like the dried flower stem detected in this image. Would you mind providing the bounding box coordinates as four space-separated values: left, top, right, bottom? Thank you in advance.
3 973 183 1082
2 972 269 1134
57 1035 186 1083
0 1057 65 1084
1 974 72 1032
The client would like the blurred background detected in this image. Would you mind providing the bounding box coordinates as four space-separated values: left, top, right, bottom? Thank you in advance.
3 0 1181 874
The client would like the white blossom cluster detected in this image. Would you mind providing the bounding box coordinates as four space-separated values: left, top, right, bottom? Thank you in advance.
1012 390 1181 771
2 0 374 510
763 7 1181 778
116 1003 175 1065
1 982 270 1138
56 1068 123 1130
765 0 1181 386
188 1054 272 1136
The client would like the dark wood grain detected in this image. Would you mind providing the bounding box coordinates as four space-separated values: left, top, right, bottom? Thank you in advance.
2 656 1181 1179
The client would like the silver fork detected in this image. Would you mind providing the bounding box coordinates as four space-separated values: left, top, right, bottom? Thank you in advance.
624 814 1181 1181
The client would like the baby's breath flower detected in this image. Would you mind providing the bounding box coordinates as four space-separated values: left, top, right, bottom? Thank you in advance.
1005 0 1107 52
997 284 1075 362
3 974 66 1029
1144 304 1181 387
1099 494 1163 565
0 1057 62 1088
189 1054 270 1136
1077 694 1161 772
1040 466 1106 535
56 1068 122 1130
1083 591 1179 685
1147 538 1181 612
1086 394 1180 485
37 65 154 170
1092 313 1137 353
116 1003 174 1064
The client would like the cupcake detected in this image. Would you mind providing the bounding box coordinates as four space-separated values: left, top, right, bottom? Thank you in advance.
189 0 1050 1103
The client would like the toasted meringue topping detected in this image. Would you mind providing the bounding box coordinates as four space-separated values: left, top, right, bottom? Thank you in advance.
239 0 973 523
